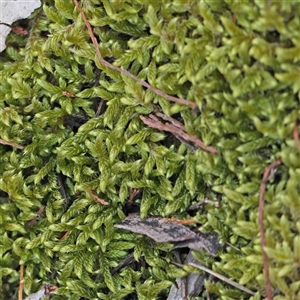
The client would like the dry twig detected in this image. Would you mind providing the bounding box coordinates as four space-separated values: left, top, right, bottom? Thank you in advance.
186 262 255 296
88 190 109 205
259 158 282 300
73 0 197 108
0 138 23 149
140 113 217 154
95 99 104 117
167 217 196 225
18 264 24 300
59 230 70 242
156 112 186 131
111 254 135 275
26 206 46 226
293 121 300 153
205 276 212 300
127 188 140 205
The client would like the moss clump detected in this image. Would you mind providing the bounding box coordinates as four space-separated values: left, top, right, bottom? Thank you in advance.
0 0 299 299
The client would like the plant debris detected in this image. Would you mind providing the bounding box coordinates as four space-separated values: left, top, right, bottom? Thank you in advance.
0 138 24 149
258 158 282 300
115 214 221 256
115 214 197 243
25 205 45 226
24 284 57 300
140 113 218 154
186 261 256 296
167 251 206 300
73 0 197 108
172 232 222 256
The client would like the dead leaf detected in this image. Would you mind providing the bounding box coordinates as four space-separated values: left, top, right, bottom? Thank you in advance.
172 232 222 256
167 251 206 300
114 214 197 243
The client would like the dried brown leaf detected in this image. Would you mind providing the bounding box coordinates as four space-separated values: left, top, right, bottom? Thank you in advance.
172 232 222 256
115 214 197 243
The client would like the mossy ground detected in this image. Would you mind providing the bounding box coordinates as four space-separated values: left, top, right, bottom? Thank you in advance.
0 1 299 299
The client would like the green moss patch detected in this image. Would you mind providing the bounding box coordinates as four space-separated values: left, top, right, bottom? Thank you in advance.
0 1 299 299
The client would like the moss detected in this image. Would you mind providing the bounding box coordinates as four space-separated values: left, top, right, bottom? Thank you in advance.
0 0 299 299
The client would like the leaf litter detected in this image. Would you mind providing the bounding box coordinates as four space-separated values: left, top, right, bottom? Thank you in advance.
114 214 222 254
115 214 223 299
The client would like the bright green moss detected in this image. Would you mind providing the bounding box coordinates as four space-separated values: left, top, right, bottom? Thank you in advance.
0 0 299 299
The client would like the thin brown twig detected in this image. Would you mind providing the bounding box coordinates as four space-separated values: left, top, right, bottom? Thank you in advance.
206 284 211 300
206 291 211 300
156 112 186 131
0 138 24 149
167 217 196 225
293 121 300 153
259 158 282 300
187 262 255 295
174 134 197 151
88 190 109 205
73 0 197 108
150 113 217 153
95 99 104 117
171 261 255 295
158 114 196 151
155 112 197 150
127 188 140 206
18 264 24 300
59 230 70 242
26 205 46 226
225 242 242 253
140 114 217 154
111 253 135 275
